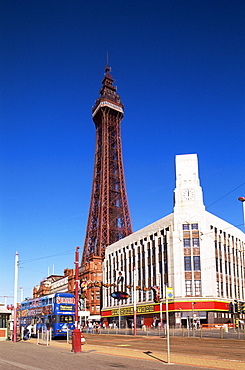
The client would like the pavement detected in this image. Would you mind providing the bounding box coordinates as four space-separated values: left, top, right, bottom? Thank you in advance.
24 335 245 370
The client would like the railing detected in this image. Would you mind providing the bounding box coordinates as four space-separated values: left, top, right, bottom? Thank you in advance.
81 325 245 340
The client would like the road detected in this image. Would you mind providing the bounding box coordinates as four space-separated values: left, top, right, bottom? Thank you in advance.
0 340 218 370
0 334 244 370
82 333 245 362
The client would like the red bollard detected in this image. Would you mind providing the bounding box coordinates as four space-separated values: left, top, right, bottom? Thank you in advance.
72 328 82 353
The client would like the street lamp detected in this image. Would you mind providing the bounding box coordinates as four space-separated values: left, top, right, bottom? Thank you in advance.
238 197 245 231
192 302 196 332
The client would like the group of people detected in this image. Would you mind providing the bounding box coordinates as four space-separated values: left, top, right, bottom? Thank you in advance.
87 321 101 333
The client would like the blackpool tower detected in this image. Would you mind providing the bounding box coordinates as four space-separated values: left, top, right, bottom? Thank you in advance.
80 66 132 315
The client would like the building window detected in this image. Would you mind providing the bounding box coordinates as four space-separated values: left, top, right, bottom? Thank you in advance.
96 305 100 311
221 282 224 297
226 283 229 297
191 223 198 230
193 256 201 271
183 224 190 230
217 281 220 296
183 239 191 247
153 264 156 277
159 261 162 275
194 280 201 296
148 265 151 279
184 256 191 271
149 290 152 301
185 281 192 295
192 238 199 247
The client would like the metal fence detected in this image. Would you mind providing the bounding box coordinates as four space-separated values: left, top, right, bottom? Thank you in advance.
82 326 245 340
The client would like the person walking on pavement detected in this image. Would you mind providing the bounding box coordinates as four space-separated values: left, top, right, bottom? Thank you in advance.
23 327 30 340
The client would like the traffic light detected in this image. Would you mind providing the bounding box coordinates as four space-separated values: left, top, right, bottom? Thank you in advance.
228 302 234 314
151 286 160 303
241 302 245 314
80 279 88 298
237 301 241 314
234 301 238 313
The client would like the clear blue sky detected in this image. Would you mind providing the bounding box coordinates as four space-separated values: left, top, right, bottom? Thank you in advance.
1 0 244 305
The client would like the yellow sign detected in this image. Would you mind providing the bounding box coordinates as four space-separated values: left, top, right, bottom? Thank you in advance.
60 305 73 311
166 287 174 300
111 304 155 316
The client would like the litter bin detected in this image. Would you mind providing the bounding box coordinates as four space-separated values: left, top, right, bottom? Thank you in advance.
72 328 81 353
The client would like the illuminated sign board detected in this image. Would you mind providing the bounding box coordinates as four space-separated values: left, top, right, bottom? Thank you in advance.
56 297 75 304
60 305 73 311
111 304 155 316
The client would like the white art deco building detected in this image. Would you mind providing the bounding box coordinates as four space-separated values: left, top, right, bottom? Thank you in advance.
101 154 245 328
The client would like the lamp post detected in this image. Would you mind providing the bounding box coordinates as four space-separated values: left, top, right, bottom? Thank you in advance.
72 246 81 353
133 267 137 336
192 302 196 333
238 197 245 231
13 251 19 343
157 273 163 327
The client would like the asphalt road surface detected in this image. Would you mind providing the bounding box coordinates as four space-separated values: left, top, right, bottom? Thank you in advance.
82 333 245 362
0 340 222 370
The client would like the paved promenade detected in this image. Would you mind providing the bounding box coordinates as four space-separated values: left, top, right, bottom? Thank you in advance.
23 334 245 370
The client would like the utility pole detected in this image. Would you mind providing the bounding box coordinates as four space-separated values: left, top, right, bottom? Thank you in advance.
75 246 79 328
166 286 173 364
72 246 81 353
157 274 163 327
13 251 19 342
133 266 136 335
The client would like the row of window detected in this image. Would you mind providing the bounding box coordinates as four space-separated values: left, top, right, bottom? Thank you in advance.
185 280 201 296
215 241 243 260
216 258 242 276
183 223 198 230
183 238 199 247
184 256 201 271
216 281 244 300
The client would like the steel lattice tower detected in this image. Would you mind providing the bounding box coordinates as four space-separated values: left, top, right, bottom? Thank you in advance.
82 65 132 265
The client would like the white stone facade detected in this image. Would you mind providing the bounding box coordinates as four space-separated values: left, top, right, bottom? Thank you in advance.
102 154 245 325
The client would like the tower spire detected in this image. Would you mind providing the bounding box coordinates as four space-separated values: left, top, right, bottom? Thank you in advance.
82 65 132 264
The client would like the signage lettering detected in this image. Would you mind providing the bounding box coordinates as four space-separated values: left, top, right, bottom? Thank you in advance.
60 305 73 311
56 297 75 304
111 304 155 316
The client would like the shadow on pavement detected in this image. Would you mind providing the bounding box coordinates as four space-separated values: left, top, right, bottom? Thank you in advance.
143 351 167 363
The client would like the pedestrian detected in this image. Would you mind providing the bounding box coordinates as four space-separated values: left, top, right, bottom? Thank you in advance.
23 327 30 340
27 324 32 337
88 322 93 334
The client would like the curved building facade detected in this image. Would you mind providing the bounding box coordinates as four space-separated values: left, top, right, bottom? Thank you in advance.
101 154 245 328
